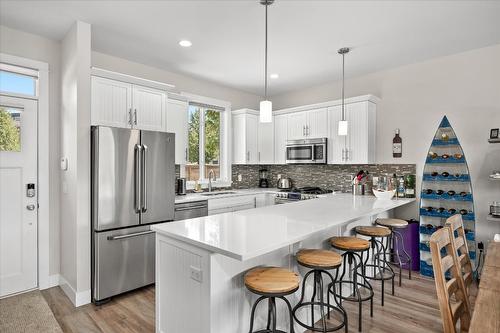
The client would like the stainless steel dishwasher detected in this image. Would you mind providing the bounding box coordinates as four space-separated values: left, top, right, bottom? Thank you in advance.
174 200 209 220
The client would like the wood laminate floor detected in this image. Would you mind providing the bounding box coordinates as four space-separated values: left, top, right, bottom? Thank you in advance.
38 274 475 333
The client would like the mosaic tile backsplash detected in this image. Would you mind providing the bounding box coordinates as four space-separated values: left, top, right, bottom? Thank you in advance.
231 164 416 192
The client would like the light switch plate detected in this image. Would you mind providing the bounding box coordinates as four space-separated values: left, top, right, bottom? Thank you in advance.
190 266 202 283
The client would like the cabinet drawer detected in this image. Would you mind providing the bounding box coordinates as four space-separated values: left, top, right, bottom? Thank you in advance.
208 195 256 211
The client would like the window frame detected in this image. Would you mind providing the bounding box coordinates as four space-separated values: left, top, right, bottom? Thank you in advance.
0 63 39 99
181 92 231 189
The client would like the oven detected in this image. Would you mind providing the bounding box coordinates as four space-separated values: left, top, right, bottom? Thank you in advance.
286 138 327 164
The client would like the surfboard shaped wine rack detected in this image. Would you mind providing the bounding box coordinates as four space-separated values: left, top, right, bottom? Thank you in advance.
419 116 476 278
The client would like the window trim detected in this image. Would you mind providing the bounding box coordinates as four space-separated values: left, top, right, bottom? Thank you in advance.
0 63 39 99
181 92 231 189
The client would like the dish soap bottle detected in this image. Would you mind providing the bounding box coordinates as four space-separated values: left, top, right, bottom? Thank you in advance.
397 176 406 198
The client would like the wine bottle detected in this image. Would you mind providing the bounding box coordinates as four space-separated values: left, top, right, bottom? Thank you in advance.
393 129 402 158
405 174 416 198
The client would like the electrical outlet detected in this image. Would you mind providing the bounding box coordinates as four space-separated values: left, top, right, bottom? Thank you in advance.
190 266 203 282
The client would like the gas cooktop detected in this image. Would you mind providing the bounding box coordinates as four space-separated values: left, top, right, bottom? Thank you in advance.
279 187 333 195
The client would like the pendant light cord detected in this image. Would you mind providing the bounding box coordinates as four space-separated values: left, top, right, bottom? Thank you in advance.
264 3 268 100
341 51 345 121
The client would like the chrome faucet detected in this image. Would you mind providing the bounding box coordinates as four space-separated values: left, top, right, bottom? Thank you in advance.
208 169 216 192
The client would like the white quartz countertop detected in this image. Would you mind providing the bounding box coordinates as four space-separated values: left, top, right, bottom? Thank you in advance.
174 188 280 204
154 193 415 261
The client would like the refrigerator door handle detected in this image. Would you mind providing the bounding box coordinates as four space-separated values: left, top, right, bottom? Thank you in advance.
106 230 155 241
141 144 148 213
134 144 142 213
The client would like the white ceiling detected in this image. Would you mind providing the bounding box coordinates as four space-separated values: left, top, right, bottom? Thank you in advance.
1 1 499 96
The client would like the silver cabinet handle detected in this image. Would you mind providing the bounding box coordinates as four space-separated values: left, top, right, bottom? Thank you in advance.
175 205 208 211
247 151 250 162
306 125 310 136
26 204 36 211
107 230 155 241
141 144 148 213
303 125 305 136
128 108 133 125
341 148 345 162
258 152 261 162
345 148 349 161
134 108 138 125
134 144 142 213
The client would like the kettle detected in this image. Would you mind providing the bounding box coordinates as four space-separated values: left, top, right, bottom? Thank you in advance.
277 177 292 190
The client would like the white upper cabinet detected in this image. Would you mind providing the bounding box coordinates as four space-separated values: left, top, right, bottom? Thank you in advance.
166 97 188 164
132 85 166 131
91 76 167 131
232 111 258 164
232 109 274 164
286 108 328 140
287 111 308 140
258 121 274 164
274 114 288 164
91 76 132 128
328 101 376 164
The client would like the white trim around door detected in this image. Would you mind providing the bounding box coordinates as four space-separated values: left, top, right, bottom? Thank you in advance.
0 53 54 291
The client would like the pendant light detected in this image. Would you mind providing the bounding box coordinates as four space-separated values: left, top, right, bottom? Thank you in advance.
338 47 350 136
259 0 273 123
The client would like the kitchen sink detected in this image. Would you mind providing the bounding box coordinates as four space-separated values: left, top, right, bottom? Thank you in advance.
201 191 237 196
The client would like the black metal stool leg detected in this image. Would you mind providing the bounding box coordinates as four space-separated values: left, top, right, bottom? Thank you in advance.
278 296 295 333
249 296 268 333
270 297 277 332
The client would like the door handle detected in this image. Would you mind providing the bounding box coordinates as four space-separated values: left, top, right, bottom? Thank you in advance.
107 230 155 241
134 144 142 213
26 204 36 211
141 144 148 213
134 109 138 125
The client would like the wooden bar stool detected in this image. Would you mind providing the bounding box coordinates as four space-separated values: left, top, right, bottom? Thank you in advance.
328 237 373 332
245 266 300 333
292 249 348 333
375 218 412 286
355 226 395 306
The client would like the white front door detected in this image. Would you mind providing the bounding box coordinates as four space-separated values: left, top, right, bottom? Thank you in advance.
0 95 38 297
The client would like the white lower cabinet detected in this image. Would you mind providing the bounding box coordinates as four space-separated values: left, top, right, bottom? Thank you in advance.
256 193 275 207
328 101 376 164
208 195 257 215
166 97 188 164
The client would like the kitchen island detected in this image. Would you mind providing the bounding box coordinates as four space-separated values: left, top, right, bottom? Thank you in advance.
152 193 415 333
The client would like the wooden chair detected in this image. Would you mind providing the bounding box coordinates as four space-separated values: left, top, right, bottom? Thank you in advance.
429 227 471 333
445 214 474 294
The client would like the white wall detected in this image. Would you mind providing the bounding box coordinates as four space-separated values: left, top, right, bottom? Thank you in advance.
91 52 261 110
59 21 91 306
272 44 500 243
0 25 61 278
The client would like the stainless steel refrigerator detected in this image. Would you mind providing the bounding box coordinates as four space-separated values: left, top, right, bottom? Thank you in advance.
91 126 175 303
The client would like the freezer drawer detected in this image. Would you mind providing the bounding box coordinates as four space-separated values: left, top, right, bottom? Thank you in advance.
93 225 155 301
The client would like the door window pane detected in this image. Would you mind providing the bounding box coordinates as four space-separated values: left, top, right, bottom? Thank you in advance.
204 109 220 179
0 70 36 96
0 106 22 152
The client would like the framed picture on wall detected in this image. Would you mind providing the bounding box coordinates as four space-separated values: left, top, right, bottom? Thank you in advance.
490 128 499 139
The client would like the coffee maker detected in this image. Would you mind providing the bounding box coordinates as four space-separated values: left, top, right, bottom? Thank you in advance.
259 168 269 188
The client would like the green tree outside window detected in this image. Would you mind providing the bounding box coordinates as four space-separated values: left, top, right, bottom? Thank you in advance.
0 107 21 151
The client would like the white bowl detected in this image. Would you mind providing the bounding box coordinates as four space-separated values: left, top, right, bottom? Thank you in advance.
372 189 396 200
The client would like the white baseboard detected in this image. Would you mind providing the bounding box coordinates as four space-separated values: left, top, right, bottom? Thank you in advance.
59 275 91 307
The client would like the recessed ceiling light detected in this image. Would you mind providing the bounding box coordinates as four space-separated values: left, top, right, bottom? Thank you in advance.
179 40 192 47
270 73 279 79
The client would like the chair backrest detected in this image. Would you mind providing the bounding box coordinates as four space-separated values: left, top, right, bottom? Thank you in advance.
445 214 474 293
429 227 471 333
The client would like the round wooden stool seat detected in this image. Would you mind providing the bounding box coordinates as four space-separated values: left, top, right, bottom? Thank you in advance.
376 218 408 229
296 249 342 269
330 236 370 251
244 267 299 295
356 225 391 237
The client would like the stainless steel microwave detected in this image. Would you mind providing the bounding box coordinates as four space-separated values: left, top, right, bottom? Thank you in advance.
286 138 327 164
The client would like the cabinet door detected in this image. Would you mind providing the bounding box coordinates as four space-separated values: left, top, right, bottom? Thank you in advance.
287 112 307 140
258 121 274 164
132 85 166 131
91 76 132 128
327 105 346 164
274 114 288 164
307 108 328 138
232 114 247 164
346 102 375 164
245 114 259 164
166 99 188 164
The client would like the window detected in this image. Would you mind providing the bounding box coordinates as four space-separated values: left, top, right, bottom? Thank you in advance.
0 63 38 97
186 103 222 182
0 106 22 152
